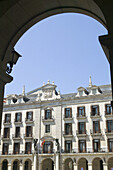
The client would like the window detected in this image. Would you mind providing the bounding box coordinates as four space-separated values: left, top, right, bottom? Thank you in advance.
65 108 72 118
92 89 96 95
43 141 53 153
2 143 9 155
65 140 72 153
93 121 100 133
65 123 72 135
26 111 33 121
4 128 10 138
108 139 113 152
79 91 83 96
78 107 85 117
14 143 20 154
91 105 99 116
105 104 112 114
79 140 86 153
45 125 50 133
107 120 113 132
93 139 100 152
15 127 20 137
78 122 86 134
26 126 32 137
45 110 51 119
25 142 31 154
15 112 22 122
5 114 11 123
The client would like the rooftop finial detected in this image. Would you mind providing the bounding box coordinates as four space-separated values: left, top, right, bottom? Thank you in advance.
52 81 54 85
43 82 45 86
48 80 50 84
89 75 92 87
22 85 25 96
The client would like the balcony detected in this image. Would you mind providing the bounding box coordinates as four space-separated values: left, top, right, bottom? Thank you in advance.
2 135 10 141
90 129 102 136
76 130 87 137
12 134 22 140
24 133 33 140
42 116 55 122
63 116 73 121
105 111 113 118
105 129 113 136
3 120 11 126
14 119 22 125
63 131 73 138
77 113 86 120
25 118 34 124
90 112 101 119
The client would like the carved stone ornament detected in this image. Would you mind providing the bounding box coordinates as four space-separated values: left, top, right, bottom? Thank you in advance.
44 90 53 98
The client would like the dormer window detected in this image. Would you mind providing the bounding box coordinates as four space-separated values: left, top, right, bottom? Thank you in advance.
45 110 52 119
79 91 83 96
8 99 11 105
92 89 96 95
65 108 72 118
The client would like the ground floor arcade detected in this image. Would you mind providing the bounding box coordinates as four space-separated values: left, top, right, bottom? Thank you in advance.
0 153 113 170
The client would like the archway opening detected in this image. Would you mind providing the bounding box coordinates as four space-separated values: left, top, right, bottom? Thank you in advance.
2 160 8 170
13 160 20 170
42 158 54 170
64 158 74 170
92 158 103 170
24 159 32 170
78 158 88 170
108 157 113 170
6 13 109 97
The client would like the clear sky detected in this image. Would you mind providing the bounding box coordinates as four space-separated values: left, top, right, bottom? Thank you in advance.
5 13 110 96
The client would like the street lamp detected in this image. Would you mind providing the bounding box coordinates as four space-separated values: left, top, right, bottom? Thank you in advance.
6 48 21 74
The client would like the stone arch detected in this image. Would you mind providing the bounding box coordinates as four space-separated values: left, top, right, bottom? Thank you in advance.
78 158 88 170
42 158 54 170
1 0 108 65
64 158 74 170
92 157 103 170
24 159 32 170
108 157 113 170
1 159 8 170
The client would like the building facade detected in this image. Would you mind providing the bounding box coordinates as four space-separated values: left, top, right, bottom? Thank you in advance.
0 80 113 170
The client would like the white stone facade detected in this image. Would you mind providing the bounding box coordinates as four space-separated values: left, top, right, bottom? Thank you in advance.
0 82 113 170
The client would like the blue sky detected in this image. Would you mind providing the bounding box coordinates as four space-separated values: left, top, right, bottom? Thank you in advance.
5 13 110 96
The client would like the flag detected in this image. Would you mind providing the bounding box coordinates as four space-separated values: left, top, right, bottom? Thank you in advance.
41 140 45 147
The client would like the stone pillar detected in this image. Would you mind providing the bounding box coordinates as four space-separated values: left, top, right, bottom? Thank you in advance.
19 164 23 170
0 163 2 170
0 69 13 131
73 162 78 170
88 163 92 170
32 163 34 170
56 153 59 170
39 162 42 170
99 34 113 107
103 163 108 170
62 162 65 170
8 163 12 170
34 154 37 170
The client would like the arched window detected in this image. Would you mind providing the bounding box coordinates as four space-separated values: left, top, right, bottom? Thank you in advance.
2 160 8 170
13 160 19 170
24 160 32 170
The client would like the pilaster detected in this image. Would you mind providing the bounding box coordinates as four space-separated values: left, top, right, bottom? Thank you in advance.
8 163 12 170
73 162 78 170
88 163 92 170
103 163 108 170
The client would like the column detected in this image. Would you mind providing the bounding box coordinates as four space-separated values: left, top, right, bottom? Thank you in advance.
73 162 78 170
0 69 13 131
0 163 2 170
88 163 92 170
62 162 65 170
34 154 37 170
103 163 108 170
56 153 59 170
99 34 113 107
31 163 34 170
19 164 23 170
8 163 12 170
39 162 42 170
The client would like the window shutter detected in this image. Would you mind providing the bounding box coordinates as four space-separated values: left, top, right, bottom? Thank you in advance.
70 108 72 118
85 140 86 152
31 112 33 120
106 120 108 132
97 105 99 114
84 107 85 116
77 107 79 117
50 110 52 119
65 108 66 118
108 139 109 152
84 123 86 134
98 121 100 133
